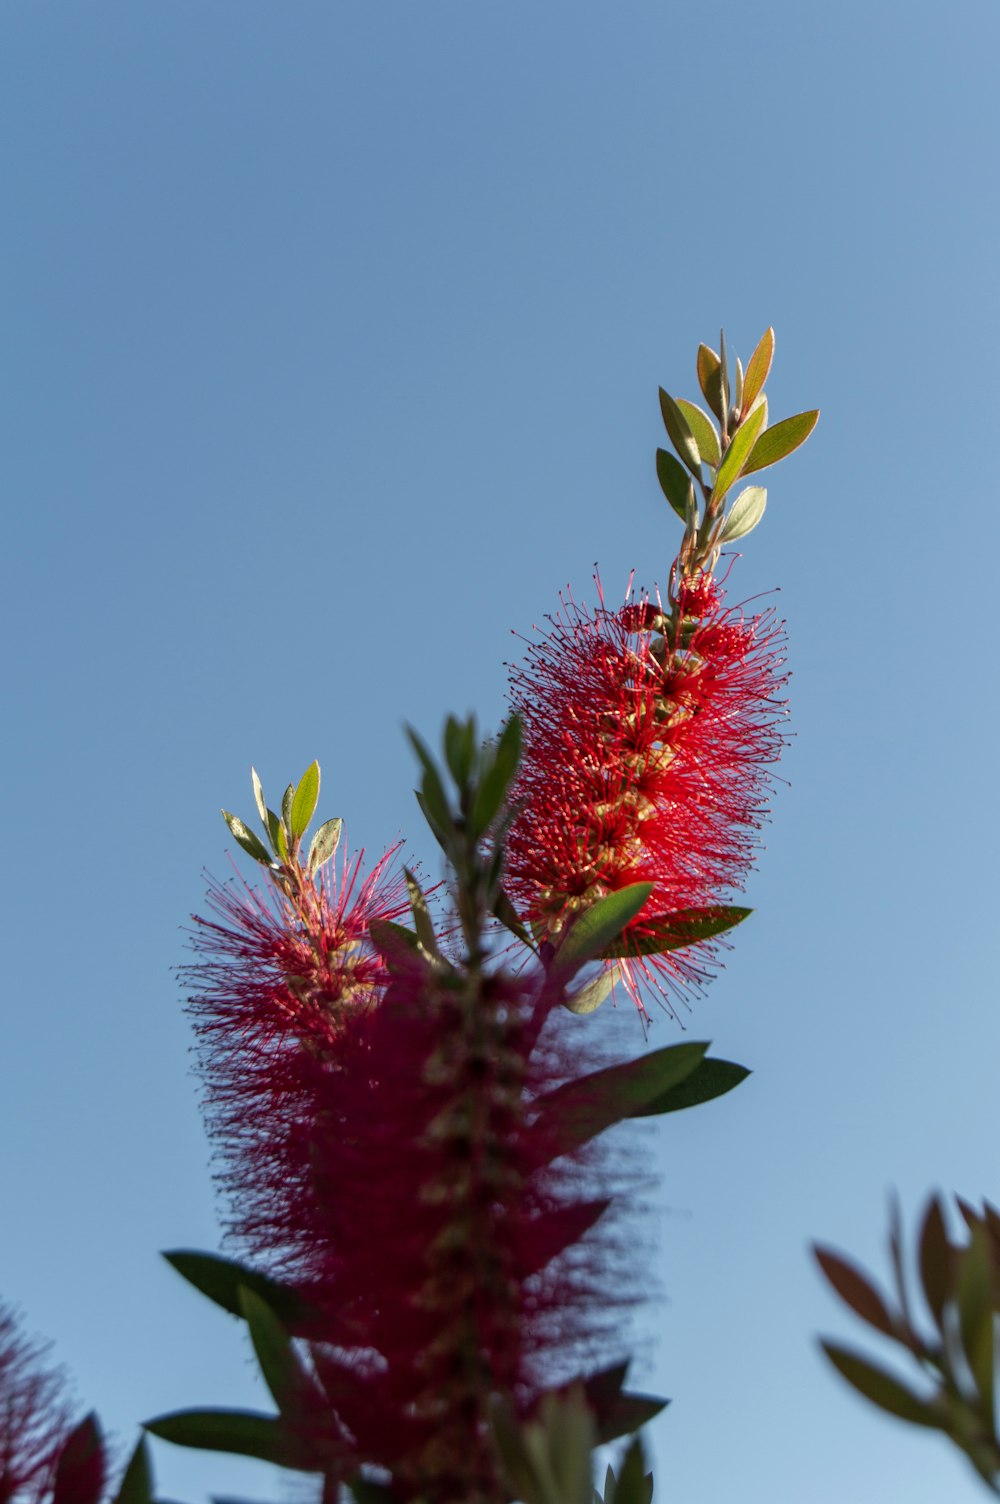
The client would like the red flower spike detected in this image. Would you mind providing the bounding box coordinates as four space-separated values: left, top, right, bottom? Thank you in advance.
0 1303 75 1504
505 578 788 1020
272 966 629 1503
184 842 410 1269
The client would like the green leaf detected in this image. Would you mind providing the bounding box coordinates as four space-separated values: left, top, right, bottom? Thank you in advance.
599 905 751 958
820 1343 940 1428
112 1438 154 1504
958 1225 995 1416
250 767 268 827
740 327 774 415
635 1057 749 1115
594 1394 668 1448
443 714 477 788
718 328 731 419
720 485 767 542
162 1250 315 1330
655 448 693 522
608 1438 651 1504
53 1414 105 1504
918 1196 952 1330
404 868 441 957
813 1248 898 1338
658 388 701 476
696 343 724 421
406 727 453 837
675 399 720 467
742 410 819 475
221 812 271 866
562 965 618 1015
307 817 343 875
470 716 523 837
552 884 653 978
536 1041 709 1157
289 761 320 839
143 1410 311 1469
280 783 295 831
492 887 535 949
240 1287 318 1416
712 402 766 502
733 355 744 416
265 807 286 860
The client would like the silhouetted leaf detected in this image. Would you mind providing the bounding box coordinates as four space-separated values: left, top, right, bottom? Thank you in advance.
814 1247 897 1338
636 1057 749 1115
600 905 750 958
537 1042 708 1156
918 1195 952 1329
820 1343 940 1428
162 1251 315 1331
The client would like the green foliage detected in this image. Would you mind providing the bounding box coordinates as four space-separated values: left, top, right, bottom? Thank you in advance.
816 1194 1000 1491
162 1249 316 1331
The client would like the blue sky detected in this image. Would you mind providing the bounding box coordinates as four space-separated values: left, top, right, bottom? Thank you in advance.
2 2 999 1499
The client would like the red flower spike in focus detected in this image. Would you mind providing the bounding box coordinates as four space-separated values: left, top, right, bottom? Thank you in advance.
504 328 816 1021
0 1302 90 1504
185 761 410 1269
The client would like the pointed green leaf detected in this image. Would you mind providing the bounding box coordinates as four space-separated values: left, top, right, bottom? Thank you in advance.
112 1437 154 1504
595 1394 668 1448
720 486 767 543
470 715 523 837
918 1196 952 1330
562 965 618 1015
600 905 751 959
676 399 720 467
405 868 441 957
307 817 343 875
658 389 701 476
250 768 268 827
814 1248 898 1338
265 807 286 860
718 328 731 419
697 343 724 421
143 1409 310 1469
443 714 477 788
636 1057 749 1116
741 328 774 415
492 887 535 949
820 1343 940 1428
162 1250 315 1330
743 410 819 475
958 1226 995 1415
553 884 653 978
240 1287 319 1416
536 1041 709 1157
289 761 320 839
608 1437 651 1504
406 727 452 837
280 783 295 830
221 812 272 866
656 448 693 522
712 402 766 502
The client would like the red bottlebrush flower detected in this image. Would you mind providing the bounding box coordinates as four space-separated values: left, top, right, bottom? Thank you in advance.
0 1303 73 1504
184 842 410 1270
504 575 788 1020
260 960 627 1503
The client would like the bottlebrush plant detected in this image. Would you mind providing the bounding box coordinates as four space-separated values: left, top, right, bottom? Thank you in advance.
2 331 841 1504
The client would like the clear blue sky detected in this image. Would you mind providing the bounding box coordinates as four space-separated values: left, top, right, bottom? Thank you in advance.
2 3 999 1500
